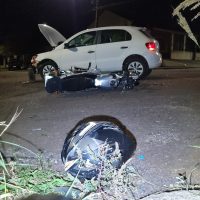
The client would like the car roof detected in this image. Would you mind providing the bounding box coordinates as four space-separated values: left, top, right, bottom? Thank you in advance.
82 26 142 32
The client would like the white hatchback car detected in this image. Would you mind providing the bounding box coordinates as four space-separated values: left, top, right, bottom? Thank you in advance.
32 24 162 79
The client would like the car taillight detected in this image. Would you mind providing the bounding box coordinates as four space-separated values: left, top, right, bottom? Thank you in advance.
145 42 156 51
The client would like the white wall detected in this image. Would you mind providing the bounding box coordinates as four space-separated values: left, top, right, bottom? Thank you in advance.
171 51 200 60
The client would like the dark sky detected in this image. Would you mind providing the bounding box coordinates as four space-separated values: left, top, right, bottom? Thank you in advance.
0 0 196 54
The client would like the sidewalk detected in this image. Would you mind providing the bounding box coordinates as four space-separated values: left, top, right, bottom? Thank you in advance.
162 59 200 68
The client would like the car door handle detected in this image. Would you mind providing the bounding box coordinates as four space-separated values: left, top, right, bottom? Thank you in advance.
121 46 128 49
88 50 95 53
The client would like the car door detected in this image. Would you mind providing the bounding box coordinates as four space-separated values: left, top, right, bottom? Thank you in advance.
95 29 132 72
57 31 97 71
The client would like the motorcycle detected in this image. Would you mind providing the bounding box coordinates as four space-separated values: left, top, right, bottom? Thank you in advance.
44 68 139 93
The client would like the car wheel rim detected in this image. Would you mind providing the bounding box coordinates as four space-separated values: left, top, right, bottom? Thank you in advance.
128 61 144 77
43 65 56 76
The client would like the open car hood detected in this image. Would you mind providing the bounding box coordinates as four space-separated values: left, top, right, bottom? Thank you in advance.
38 24 66 47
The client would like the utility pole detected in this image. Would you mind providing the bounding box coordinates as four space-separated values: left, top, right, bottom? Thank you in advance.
95 0 99 27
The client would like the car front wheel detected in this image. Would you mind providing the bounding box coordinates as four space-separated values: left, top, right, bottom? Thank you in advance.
123 56 149 79
39 61 58 79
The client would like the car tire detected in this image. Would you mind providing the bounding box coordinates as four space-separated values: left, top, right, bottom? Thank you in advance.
39 61 58 79
123 56 149 80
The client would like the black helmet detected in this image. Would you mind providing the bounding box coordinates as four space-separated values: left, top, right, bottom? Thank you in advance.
61 116 137 180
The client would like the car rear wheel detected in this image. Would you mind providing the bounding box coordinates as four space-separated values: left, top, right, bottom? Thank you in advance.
123 56 149 79
39 61 58 79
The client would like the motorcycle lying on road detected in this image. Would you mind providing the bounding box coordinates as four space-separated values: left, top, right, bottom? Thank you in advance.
44 69 139 93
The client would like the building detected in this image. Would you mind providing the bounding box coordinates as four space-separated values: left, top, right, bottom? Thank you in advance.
89 10 132 28
152 28 200 60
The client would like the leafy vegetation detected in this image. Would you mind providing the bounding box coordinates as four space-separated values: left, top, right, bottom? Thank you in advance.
173 0 200 46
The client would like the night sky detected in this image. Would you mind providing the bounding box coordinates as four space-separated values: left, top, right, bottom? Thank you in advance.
0 0 196 54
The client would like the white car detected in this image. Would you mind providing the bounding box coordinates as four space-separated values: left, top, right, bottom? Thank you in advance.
32 24 162 79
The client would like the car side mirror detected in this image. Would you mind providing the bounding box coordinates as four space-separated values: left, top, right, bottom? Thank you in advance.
64 43 76 49
64 43 69 49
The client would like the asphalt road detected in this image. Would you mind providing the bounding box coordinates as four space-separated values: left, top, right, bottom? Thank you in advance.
0 67 200 198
